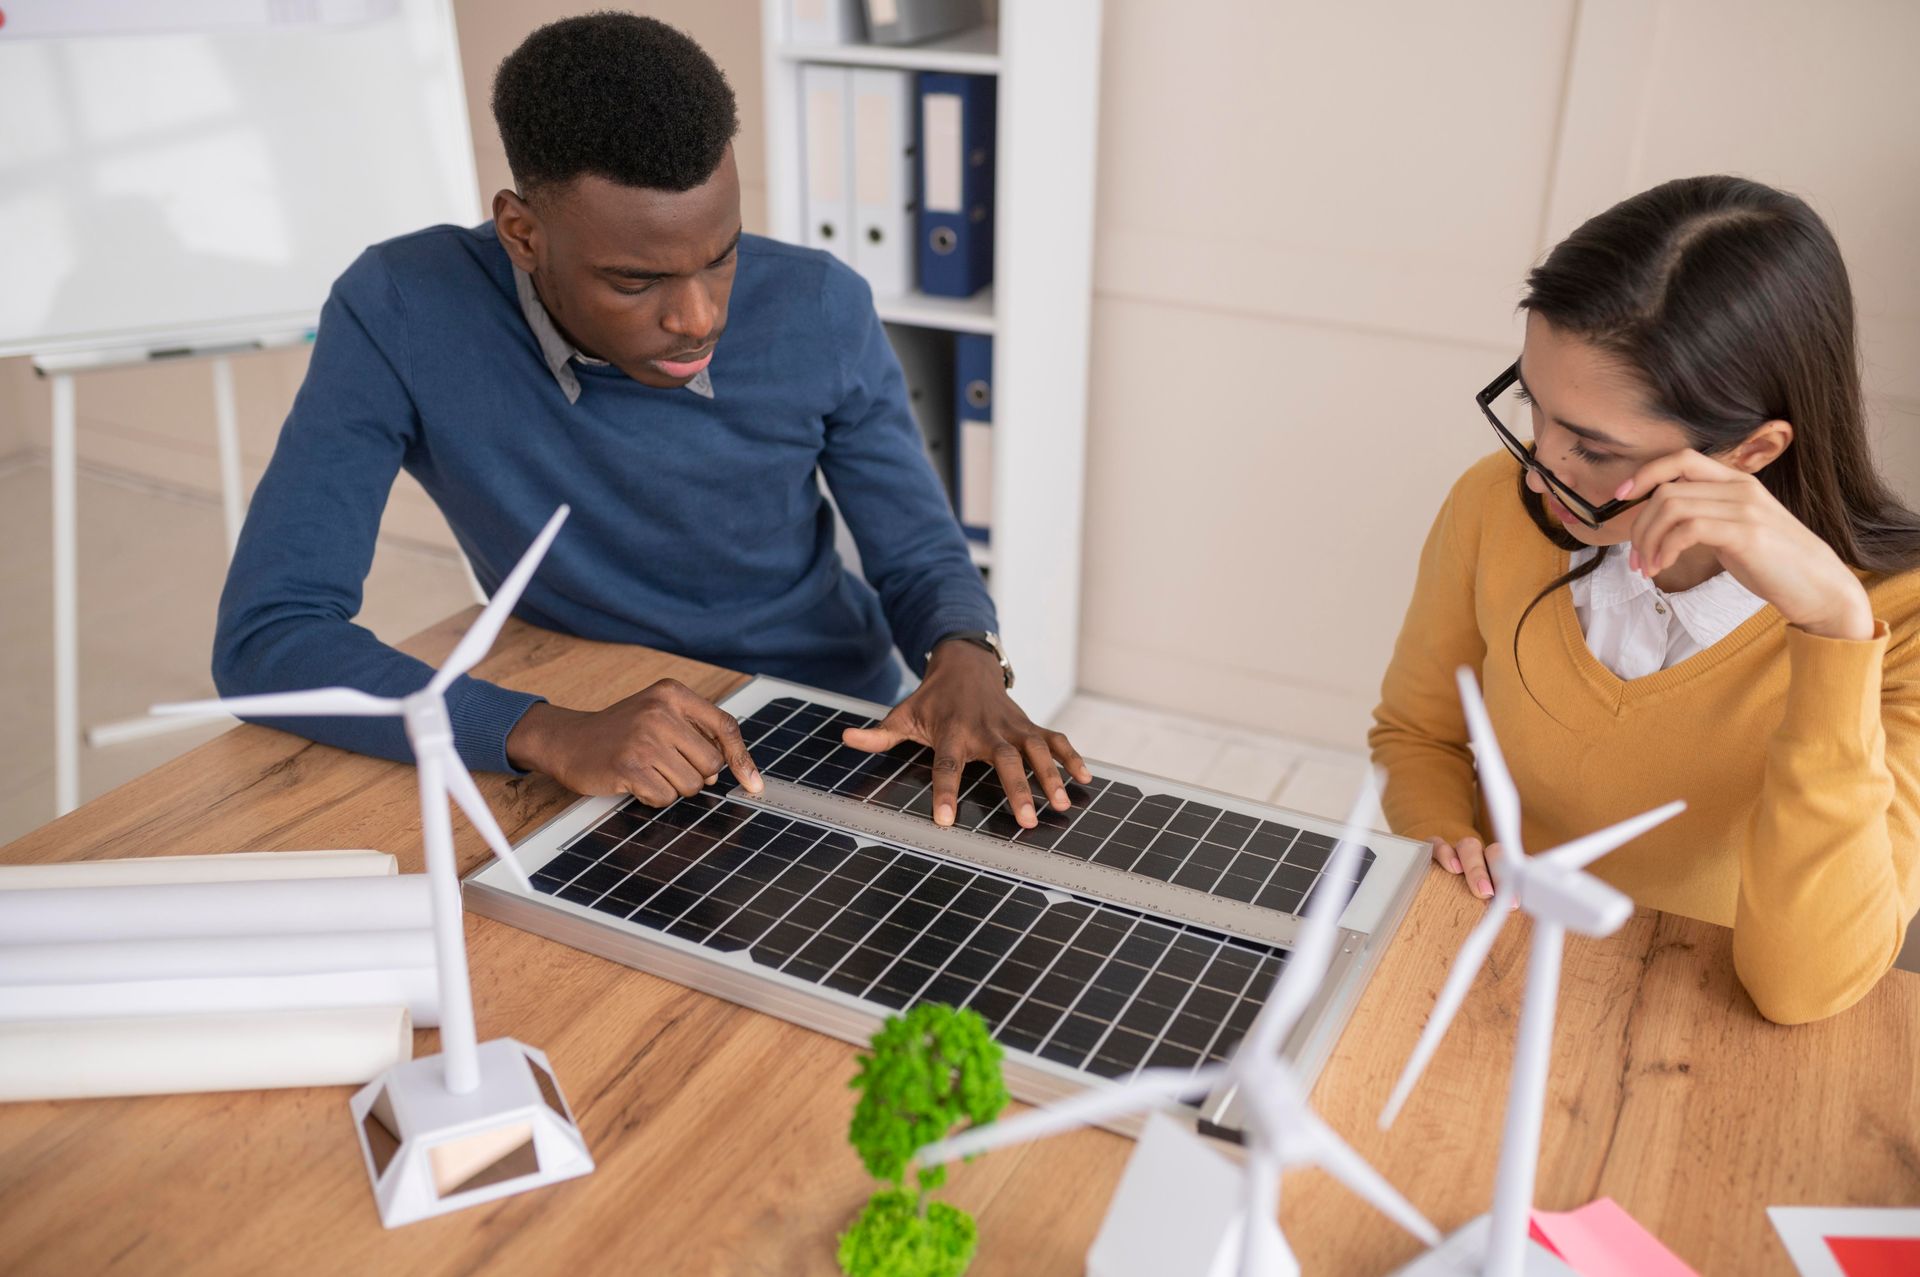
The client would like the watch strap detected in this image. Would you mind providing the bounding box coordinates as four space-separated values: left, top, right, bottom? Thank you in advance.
927 630 1015 690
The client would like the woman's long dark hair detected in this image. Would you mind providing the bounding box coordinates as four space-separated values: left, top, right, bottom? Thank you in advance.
1511 175 1920 661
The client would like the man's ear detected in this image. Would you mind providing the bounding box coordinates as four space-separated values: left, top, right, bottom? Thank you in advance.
492 189 541 273
1731 419 1794 475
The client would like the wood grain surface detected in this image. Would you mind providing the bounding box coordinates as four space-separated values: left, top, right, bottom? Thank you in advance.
1 614 1913 1275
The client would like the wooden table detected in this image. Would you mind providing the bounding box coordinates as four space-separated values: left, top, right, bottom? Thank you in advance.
2 615 1915 1275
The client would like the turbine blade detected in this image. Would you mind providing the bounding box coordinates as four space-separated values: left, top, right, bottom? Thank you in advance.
1240 769 1379 1062
152 688 403 719
1454 667 1523 853
1541 800 1686 870
430 505 570 693
442 751 532 890
1298 1114 1440 1245
1378 885 1513 1127
916 1064 1226 1166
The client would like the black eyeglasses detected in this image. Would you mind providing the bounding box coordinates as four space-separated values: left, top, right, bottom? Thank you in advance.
1477 361 1652 530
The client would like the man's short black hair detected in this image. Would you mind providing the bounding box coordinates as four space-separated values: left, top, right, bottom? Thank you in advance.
492 11 739 199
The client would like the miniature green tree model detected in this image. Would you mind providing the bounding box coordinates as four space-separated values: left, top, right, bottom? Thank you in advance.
838 1004 1010 1277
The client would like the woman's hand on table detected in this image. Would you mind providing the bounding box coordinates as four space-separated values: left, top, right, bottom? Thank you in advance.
1428 834 1515 906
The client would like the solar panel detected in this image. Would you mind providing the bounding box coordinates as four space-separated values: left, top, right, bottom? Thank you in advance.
526 789 1289 1078
465 676 1426 1131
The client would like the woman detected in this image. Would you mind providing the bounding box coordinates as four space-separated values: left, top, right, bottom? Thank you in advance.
1370 175 1920 1023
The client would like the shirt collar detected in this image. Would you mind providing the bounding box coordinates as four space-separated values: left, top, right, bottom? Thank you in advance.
1575 545 1766 644
513 266 714 404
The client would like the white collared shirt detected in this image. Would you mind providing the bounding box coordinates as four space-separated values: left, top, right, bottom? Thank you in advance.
513 266 713 404
1569 546 1766 680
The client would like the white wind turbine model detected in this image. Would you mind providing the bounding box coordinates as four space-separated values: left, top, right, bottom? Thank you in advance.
1379 668 1683 1276
918 776 1439 1277
152 504 592 1227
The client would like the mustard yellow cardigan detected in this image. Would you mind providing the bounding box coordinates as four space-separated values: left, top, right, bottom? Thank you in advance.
1370 451 1920 1023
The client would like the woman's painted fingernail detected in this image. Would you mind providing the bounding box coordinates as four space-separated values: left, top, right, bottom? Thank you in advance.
1616 480 1634 499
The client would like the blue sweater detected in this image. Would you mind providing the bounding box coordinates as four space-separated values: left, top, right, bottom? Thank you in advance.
213 223 994 773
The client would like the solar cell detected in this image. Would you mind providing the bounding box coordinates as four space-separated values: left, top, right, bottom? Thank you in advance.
730 696 1375 945
466 676 1427 1131
532 788 1286 1082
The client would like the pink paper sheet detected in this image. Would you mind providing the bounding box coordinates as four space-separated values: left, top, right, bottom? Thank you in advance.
1527 1197 1698 1277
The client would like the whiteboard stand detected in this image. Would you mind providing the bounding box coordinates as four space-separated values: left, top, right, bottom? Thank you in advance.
85 353 253 749
35 338 307 815
210 355 245 555
2 0 483 817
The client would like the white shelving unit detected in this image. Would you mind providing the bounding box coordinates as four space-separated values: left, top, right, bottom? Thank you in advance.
772 24 1001 72
759 0 1104 722
874 285 995 335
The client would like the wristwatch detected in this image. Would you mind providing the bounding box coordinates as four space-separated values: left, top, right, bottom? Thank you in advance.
928 630 1015 690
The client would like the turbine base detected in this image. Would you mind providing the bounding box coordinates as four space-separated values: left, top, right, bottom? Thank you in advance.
1087 1112 1266 1277
349 1038 593 1228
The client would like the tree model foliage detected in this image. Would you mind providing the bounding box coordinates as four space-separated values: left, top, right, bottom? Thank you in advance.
838 1004 1010 1277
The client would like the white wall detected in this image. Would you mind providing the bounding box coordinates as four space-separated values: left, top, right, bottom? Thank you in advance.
1540 0 1920 506
456 0 769 240
1079 0 1920 747
3 0 1911 752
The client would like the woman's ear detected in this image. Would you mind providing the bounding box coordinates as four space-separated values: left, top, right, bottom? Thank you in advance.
1731 419 1794 475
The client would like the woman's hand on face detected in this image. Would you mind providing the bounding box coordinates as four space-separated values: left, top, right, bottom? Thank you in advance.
1429 835 1504 901
1620 449 1875 641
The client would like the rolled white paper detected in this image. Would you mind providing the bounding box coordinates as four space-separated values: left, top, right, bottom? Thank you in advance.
0 1006 413 1101
0 966 442 1026
0 850 397 890
0 875 433 946
0 930 437 985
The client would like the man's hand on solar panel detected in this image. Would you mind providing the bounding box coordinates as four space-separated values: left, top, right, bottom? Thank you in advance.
840 638 1092 829
505 678 763 806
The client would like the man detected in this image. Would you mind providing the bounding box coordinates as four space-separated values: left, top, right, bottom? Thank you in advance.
213 12 1088 828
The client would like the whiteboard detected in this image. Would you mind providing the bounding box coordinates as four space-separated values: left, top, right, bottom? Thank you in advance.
0 0 481 358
